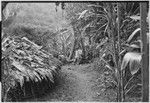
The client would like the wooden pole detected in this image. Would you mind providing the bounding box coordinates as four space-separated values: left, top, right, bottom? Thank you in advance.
140 2 149 102
117 3 122 102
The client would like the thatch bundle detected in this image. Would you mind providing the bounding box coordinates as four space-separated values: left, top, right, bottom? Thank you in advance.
2 36 62 101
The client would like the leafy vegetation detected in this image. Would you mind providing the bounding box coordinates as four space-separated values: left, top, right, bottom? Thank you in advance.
63 2 149 102
1 3 63 101
1 2 149 102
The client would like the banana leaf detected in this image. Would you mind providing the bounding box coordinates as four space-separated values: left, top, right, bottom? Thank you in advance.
121 52 141 75
126 28 140 44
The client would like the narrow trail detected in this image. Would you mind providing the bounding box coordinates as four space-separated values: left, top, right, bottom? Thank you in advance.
26 64 106 102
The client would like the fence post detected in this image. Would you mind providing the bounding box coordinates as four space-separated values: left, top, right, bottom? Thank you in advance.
140 2 149 102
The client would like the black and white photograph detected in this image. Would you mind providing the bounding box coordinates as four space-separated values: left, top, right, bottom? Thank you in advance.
1 1 149 102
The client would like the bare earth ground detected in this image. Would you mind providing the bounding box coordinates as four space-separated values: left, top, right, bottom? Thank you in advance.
25 63 142 102
24 63 141 102
25 64 112 102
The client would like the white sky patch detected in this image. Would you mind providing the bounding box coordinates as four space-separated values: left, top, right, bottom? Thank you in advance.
0 0 1 21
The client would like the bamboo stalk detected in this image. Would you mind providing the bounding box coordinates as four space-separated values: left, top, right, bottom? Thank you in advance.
117 3 122 102
108 3 121 101
140 2 149 102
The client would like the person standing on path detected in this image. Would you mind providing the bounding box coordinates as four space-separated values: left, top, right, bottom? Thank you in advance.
74 49 82 65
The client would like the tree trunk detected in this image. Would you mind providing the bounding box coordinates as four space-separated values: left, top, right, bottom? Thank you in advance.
69 25 86 60
79 35 86 59
140 2 149 102
69 26 77 60
69 37 76 60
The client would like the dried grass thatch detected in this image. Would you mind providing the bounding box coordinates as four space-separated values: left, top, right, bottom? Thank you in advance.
2 36 62 101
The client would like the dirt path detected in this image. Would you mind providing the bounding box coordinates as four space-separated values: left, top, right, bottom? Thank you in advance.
26 64 106 102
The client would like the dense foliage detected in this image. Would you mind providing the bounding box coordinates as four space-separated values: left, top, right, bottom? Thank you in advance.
1 2 149 102
1 3 64 101
63 2 149 102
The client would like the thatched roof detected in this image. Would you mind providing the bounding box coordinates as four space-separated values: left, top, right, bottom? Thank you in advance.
2 36 62 101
